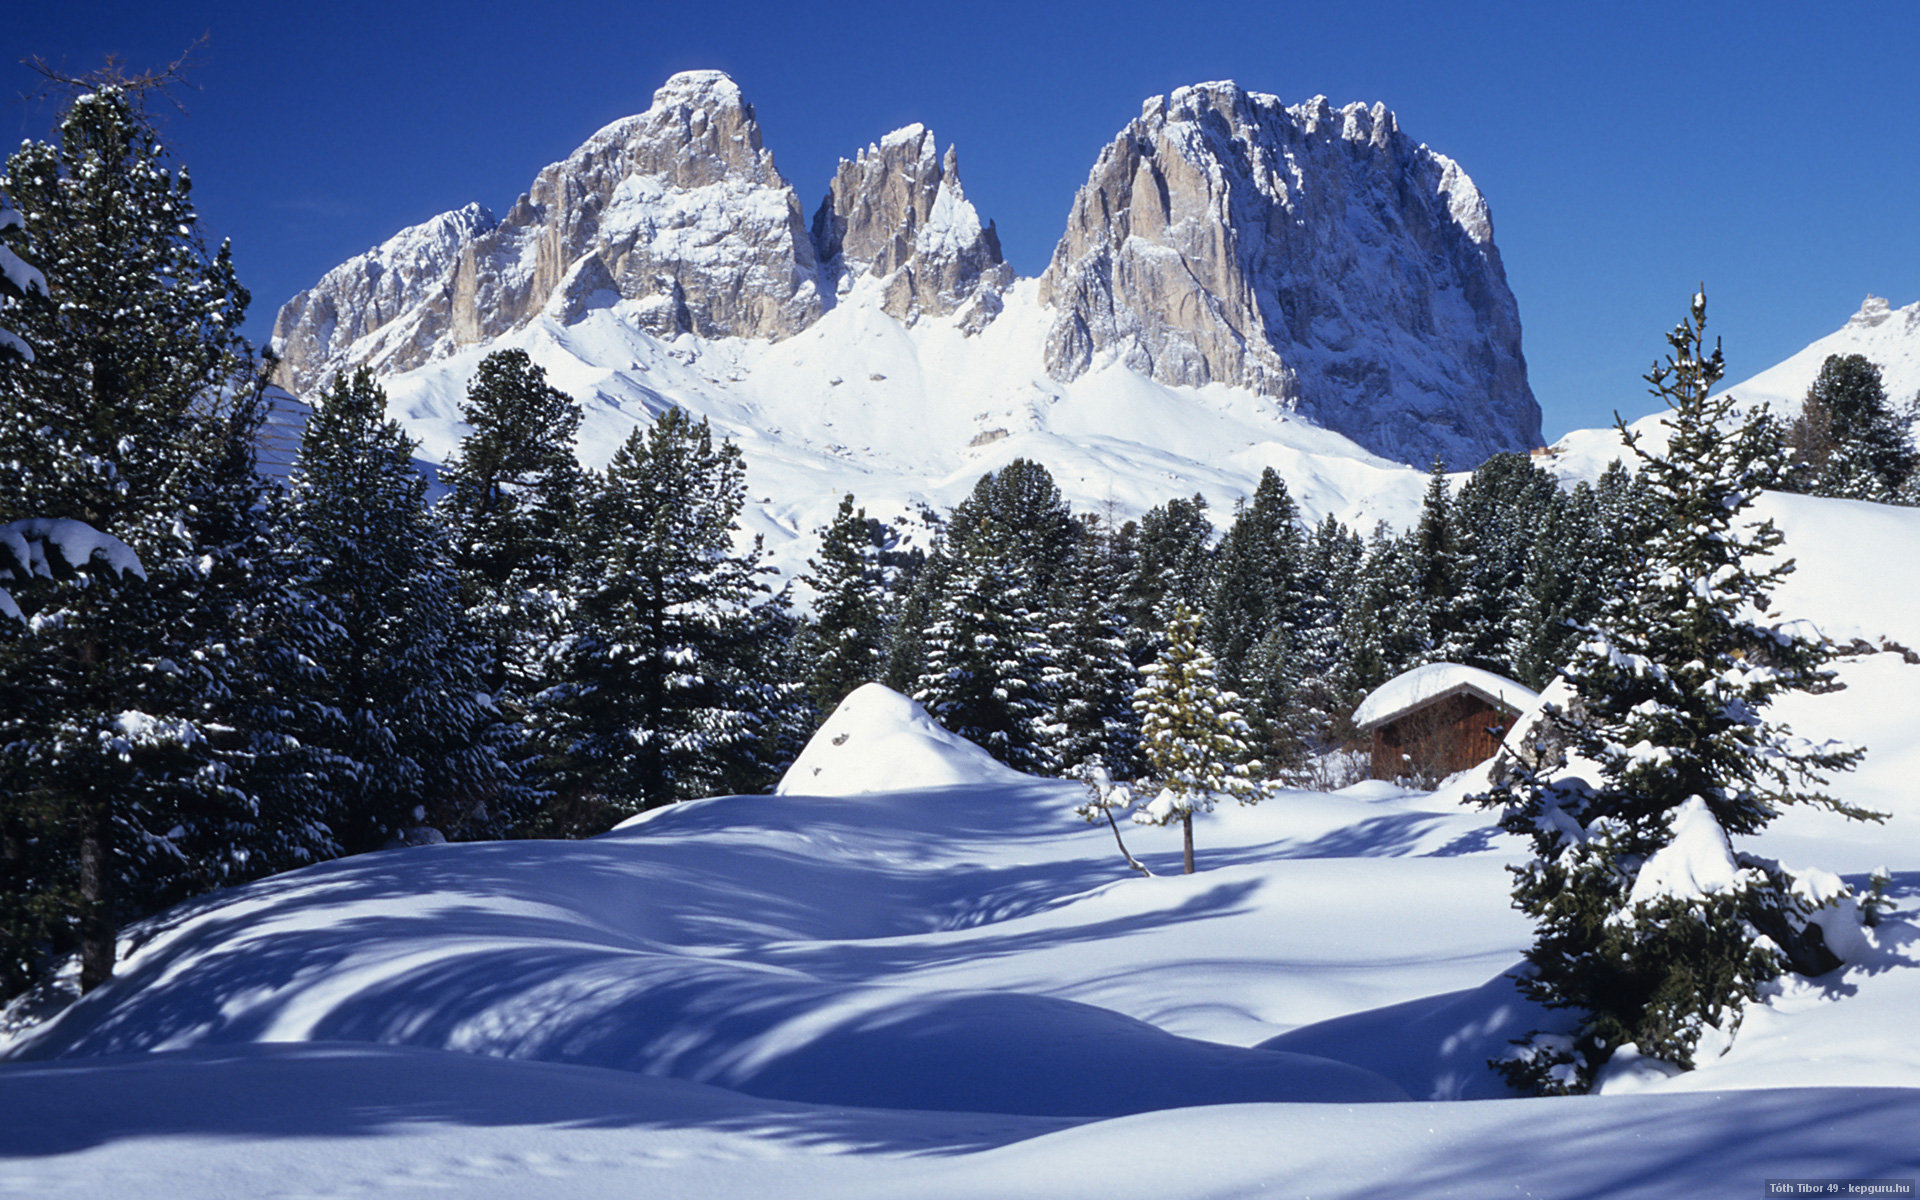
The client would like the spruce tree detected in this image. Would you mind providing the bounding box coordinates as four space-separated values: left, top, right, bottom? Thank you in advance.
1475 293 1875 1093
909 462 1076 773
536 409 794 817
799 494 891 719
1044 516 1142 777
1784 354 1919 500
437 349 586 702
0 85 270 993
912 513 1057 774
284 368 533 852
1406 459 1463 663
1132 603 1260 874
1205 469 1309 774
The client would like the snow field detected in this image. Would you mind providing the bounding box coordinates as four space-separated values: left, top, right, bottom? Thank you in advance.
2 496 1920 1195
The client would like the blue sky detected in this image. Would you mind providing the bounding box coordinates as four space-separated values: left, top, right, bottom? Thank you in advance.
8 0 1918 440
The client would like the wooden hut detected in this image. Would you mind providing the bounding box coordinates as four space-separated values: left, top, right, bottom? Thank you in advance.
1351 664 1539 784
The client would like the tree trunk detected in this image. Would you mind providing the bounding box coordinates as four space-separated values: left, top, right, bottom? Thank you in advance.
1102 807 1152 877
1182 812 1195 875
77 790 113 993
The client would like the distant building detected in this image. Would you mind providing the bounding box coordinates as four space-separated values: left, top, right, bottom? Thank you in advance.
1351 663 1539 784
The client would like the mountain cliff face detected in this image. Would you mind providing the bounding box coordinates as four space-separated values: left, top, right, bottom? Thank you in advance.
272 71 1542 470
273 71 828 394
1039 83 1539 466
810 124 1013 331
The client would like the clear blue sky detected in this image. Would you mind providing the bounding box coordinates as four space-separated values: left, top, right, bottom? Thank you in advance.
9 0 1919 440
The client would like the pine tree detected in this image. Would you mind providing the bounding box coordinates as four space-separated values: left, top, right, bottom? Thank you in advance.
913 515 1057 774
1407 459 1464 662
1475 293 1876 1093
1044 516 1142 777
1119 495 1214 666
437 349 586 702
1132 603 1260 874
1205 470 1304 678
0 85 269 993
535 409 794 818
799 494 890 719
1450 454 1562 676
909 462 1076 773
285 368 533 853
1784 354 1919 500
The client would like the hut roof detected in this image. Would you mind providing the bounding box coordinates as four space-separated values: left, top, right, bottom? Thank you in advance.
1352 663 1539 733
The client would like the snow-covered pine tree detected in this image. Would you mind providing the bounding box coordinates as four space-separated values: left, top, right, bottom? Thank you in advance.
1475 292 1876 1094
0 200 43 364
1448 454 1561 677
436 349 586 704
1338 522 1427 697
1783 354 1919 501
0 85 286 993
1407 459 1465 663
535 408 794 818
799 494 891 720
1133 602 1260 874
1117 495 1213 659
912 513 1057 774
909 461 1077 773
285 368 534 852
1205 468 1311 774
1043 514 1142 778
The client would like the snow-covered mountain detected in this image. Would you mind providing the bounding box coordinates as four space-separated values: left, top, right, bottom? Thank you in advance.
1038 84 1538 467
1551 294 1920 481
269 72 1543 561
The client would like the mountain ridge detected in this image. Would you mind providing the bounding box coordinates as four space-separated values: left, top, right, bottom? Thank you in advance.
272 71 1541 472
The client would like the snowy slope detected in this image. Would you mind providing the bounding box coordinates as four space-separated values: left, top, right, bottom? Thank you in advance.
379 274 1441 584
4 497 1920 1197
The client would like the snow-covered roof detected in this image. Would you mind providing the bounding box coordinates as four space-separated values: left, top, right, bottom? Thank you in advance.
1351 663 1538 732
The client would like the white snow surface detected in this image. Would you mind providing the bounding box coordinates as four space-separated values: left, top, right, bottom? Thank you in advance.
1626 796 1743 907
773 683 1024 795
6 498 1920 1195
1351 662 1537 731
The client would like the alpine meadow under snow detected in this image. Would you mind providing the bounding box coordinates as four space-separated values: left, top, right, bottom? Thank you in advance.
2 494 1919 1196
8 62 1920 1200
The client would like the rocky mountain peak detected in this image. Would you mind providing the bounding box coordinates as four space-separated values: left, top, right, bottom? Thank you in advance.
1038 80 1539 467
272 71 823 394
810 124 1011 329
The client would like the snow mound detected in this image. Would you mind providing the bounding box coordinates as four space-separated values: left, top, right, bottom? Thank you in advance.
1351 663 1537 731
776 683 1025 795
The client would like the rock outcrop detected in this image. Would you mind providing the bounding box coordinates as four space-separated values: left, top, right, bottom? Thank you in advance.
273 71 823 394
1037 82 1540 466
810 125 1012 330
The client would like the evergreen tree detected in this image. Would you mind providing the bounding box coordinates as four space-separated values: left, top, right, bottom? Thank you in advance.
0 85 271 993
1475 294 1875 1093
1119 495 1213 666
1132 603 1260 874
1783 353 1919 500
437 349 586 702
909 462 1077 773
912 516 1058 774
1204 469 1313 774
799 494 891 719
0 200 42 364
535 409 794 818
1450 454 1562 676
1044 516 1142 777
285 368 533 853
1406 459 1463 663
